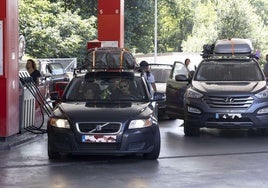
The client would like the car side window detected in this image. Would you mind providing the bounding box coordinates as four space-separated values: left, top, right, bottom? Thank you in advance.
46 65 52 74
171 62 189 80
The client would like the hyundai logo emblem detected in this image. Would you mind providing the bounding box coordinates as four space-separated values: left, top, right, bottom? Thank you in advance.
224 97 234 103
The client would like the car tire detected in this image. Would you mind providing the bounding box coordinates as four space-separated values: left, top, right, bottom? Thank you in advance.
184 121 200 136
143 128 161 160
48 139 61 159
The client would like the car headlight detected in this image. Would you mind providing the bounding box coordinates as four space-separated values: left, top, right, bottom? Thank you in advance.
186 88 203 99
49 118 70 128
255 89 268 99
129 118 153 129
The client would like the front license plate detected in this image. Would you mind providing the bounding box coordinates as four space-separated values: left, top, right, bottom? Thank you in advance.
215 113 242 119
82 135 117 143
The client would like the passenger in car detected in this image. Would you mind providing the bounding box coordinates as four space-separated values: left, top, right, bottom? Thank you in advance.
83 83 101 100
118 80 135 100
119 81 130 94
84 88 95 100
101 79 120 99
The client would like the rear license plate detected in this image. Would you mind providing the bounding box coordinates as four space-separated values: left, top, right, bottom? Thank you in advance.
215 113 242 119
82 135 117 143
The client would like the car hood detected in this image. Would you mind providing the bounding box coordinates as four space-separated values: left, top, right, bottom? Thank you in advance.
55 102 153 122
192 80 267 93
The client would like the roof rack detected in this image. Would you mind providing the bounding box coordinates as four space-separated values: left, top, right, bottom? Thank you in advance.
201 38 256 59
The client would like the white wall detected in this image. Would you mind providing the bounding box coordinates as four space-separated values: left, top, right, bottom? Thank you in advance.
135 52 203 71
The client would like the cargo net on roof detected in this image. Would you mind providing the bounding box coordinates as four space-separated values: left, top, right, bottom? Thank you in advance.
82 47 138 71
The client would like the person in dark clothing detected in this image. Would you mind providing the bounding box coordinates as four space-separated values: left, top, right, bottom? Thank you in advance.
26 59 41 85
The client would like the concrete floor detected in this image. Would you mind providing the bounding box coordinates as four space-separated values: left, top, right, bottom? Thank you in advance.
1 119 268 188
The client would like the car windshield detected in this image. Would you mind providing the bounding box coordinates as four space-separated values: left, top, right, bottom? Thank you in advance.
64 75 149 102
195 61 265 81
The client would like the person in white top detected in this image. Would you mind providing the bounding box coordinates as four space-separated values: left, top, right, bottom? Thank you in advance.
184 58 191 68
139 61 157 92
184 58 196 77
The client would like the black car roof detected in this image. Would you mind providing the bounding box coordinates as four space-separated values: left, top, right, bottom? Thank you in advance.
85 71 134 78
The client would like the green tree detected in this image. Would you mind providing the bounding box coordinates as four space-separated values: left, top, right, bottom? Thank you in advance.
158 0 196 52
182 0 268 60
19 0 268 59
217 0 258 39
49 0 98 19
19 0 97 62
124 1 155 53
217 0 268 63
181 1 218 52
249 0 268 26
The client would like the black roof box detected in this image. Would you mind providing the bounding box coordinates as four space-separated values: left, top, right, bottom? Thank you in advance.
213 38 253 55
83 47 137 70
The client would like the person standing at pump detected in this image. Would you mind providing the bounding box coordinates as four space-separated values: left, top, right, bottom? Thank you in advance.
26 59 41 85
139 60 157 92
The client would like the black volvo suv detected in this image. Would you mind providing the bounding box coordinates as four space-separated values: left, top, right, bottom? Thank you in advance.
47 47 164 159
166 38 268 136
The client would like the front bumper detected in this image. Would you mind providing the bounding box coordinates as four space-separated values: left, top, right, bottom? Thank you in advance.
185 111 268 128
47 124 159 155
184 99 268 129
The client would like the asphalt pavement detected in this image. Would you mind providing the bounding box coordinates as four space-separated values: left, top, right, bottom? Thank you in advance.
1 118 268 188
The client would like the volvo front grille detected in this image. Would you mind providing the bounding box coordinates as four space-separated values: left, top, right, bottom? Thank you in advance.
76 122 121 134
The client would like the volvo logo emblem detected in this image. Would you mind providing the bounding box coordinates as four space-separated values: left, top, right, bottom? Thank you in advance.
96 125 102 131
224 97 234 103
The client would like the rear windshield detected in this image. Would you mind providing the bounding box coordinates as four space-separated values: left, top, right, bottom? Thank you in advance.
150 68 171 83
63 76 149 102
195 60 265 81
48 63 64 75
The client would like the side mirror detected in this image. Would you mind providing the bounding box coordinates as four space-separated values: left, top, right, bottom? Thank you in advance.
175 74 189 81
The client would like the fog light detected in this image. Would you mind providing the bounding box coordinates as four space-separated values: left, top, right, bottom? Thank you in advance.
187 106 201 114
257 107 268 114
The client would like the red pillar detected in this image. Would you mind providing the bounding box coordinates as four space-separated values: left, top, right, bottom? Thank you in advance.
98 0 124 48
0 0 19 138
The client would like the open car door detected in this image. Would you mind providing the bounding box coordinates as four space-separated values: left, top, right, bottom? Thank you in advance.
165 61 191 119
